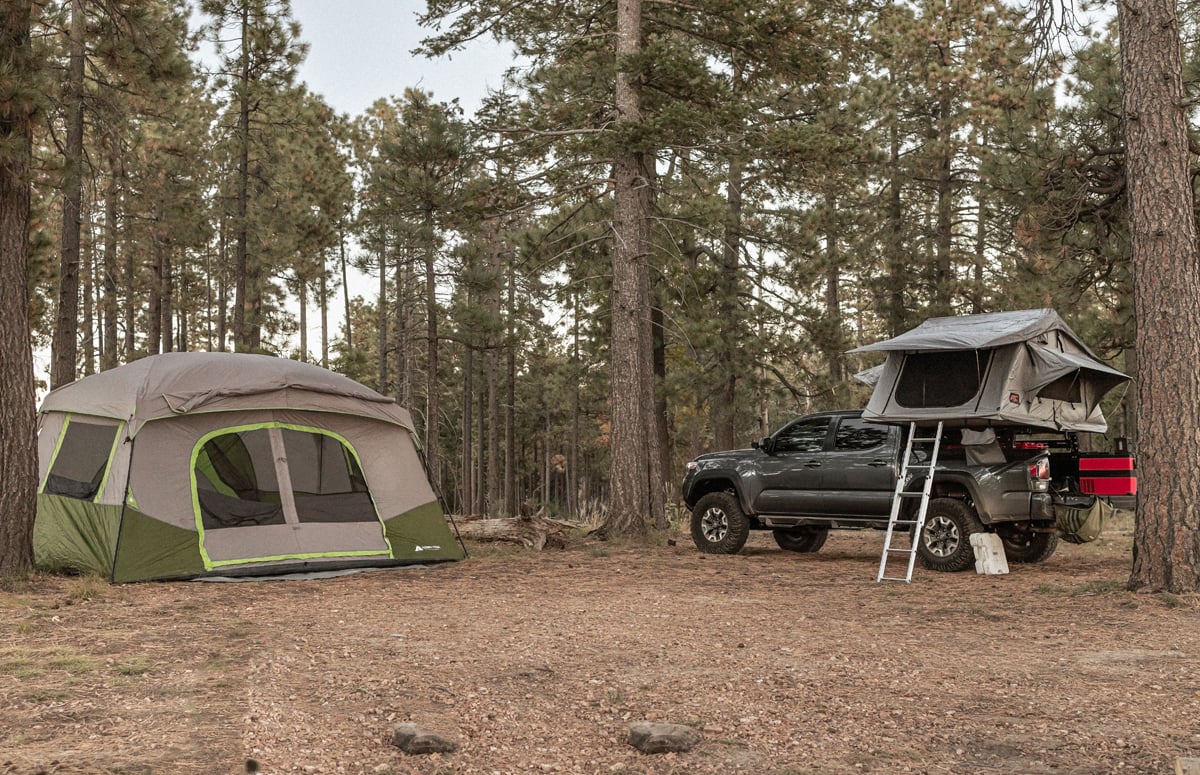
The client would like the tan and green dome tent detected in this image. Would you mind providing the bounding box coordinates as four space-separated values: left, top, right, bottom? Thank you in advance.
35 352 464 582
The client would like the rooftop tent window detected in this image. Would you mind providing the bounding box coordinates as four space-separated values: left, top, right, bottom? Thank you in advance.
1037 371 1082 403
281 429 376 524
43 418 120 500
894 350 990 408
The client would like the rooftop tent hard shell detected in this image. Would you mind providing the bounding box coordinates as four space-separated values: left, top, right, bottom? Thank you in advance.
34 352 464 582
848 309 1129 432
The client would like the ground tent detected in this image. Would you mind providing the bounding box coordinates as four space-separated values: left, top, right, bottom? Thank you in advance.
848 309 1129 432
35 352 464 582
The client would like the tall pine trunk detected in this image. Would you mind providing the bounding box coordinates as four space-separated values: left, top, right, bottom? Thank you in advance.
423 208 441 486
51 0 86 387
1120 0 1200 593
605 0 659 536
101 150 119 370
0 0 38 576
712 152 742 451
233 3 252 352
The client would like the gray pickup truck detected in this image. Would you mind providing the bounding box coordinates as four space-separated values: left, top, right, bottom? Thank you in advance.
681 410 1060 571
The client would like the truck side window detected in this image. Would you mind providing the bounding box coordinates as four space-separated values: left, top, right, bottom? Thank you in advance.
835 418 889 451
773 417 831 454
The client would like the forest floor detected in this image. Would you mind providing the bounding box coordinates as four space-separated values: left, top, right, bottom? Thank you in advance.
1 511 1198 775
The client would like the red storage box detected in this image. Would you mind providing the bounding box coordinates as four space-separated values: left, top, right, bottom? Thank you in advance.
1080 476 1137 496
1078 456 1135 472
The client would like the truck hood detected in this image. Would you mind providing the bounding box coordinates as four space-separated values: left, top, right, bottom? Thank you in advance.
691 448 757 464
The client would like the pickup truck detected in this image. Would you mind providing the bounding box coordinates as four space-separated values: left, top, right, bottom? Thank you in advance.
681 410 1065 572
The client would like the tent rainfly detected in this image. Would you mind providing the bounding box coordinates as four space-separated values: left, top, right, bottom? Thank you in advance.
849 309 1129 432
35 352 464 582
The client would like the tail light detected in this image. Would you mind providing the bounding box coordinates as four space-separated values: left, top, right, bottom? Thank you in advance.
1028 458 1050 480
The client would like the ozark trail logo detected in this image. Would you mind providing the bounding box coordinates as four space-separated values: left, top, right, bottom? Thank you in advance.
414 545 442 552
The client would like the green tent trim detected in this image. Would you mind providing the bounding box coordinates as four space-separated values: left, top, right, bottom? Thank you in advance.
188 421 395 571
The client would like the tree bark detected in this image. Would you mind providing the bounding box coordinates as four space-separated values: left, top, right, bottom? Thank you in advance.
298 275 307 362
233 2 252 352
604 0 654 537
505 263 517 517
0 0 38 577
377 247 388 392
713 152 742 451
1120 0 1200 593
101 150 119 370
161 248 174 353
51 0 86 387
340 229 352 351
319 261 328 367
423 207 441 487
147 238 163 355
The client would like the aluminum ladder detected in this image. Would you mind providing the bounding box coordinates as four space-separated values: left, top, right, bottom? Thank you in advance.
876 421 943 583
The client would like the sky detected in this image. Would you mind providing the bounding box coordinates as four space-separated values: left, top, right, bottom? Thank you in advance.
286 0 515 117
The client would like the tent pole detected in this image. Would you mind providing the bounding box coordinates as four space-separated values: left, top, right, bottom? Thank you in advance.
109 433 135 584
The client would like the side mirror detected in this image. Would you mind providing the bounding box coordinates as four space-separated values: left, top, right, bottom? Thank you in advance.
759 436 775 454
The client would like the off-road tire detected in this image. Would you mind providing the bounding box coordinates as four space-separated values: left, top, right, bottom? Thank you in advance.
690 491 751 554
772 526 829 553
996 526 1059 564
917 497 984 572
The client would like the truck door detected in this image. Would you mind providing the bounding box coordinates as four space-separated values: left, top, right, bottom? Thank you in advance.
817 416 897 516
754 415 833 514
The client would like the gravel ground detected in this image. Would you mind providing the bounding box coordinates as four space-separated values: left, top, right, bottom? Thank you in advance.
1 518 1198 775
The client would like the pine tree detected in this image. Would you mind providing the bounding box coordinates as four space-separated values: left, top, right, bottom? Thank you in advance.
0 0 41 577
1119 0 1200 593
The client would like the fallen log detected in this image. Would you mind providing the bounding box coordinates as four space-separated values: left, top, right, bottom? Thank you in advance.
454 514 579 550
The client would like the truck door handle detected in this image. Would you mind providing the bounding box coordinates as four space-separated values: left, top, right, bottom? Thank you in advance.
803 460 822 467
868 460 889 467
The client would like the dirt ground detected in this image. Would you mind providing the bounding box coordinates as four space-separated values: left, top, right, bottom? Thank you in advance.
1 515 1198 775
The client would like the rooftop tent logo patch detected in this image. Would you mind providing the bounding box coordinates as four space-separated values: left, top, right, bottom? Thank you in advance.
1008 392 1020 404
414 545 442 552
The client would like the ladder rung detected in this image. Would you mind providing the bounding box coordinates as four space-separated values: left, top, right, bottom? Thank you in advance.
885 547 916 554
896 492 925 498
879 575 911 582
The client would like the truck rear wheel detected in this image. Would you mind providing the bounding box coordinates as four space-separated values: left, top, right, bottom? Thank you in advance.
917 498 983 572
772 526 829 553
996 525 1059 563
690 491 750 554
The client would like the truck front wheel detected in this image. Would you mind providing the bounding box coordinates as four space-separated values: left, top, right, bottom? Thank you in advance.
917 498 983 572
690 491 750 554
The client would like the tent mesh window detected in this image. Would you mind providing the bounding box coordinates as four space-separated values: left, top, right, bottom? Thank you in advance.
895 350 989 408
280 429 376 523
194 427 376 529
43 419 118 500
195 429 286 529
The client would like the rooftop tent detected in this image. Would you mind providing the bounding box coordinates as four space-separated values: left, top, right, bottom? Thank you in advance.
35 352 464 582
848 309 1129 432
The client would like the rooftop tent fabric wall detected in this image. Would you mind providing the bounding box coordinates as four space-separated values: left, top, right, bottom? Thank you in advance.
34 352 464 582
850 309 1130 432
